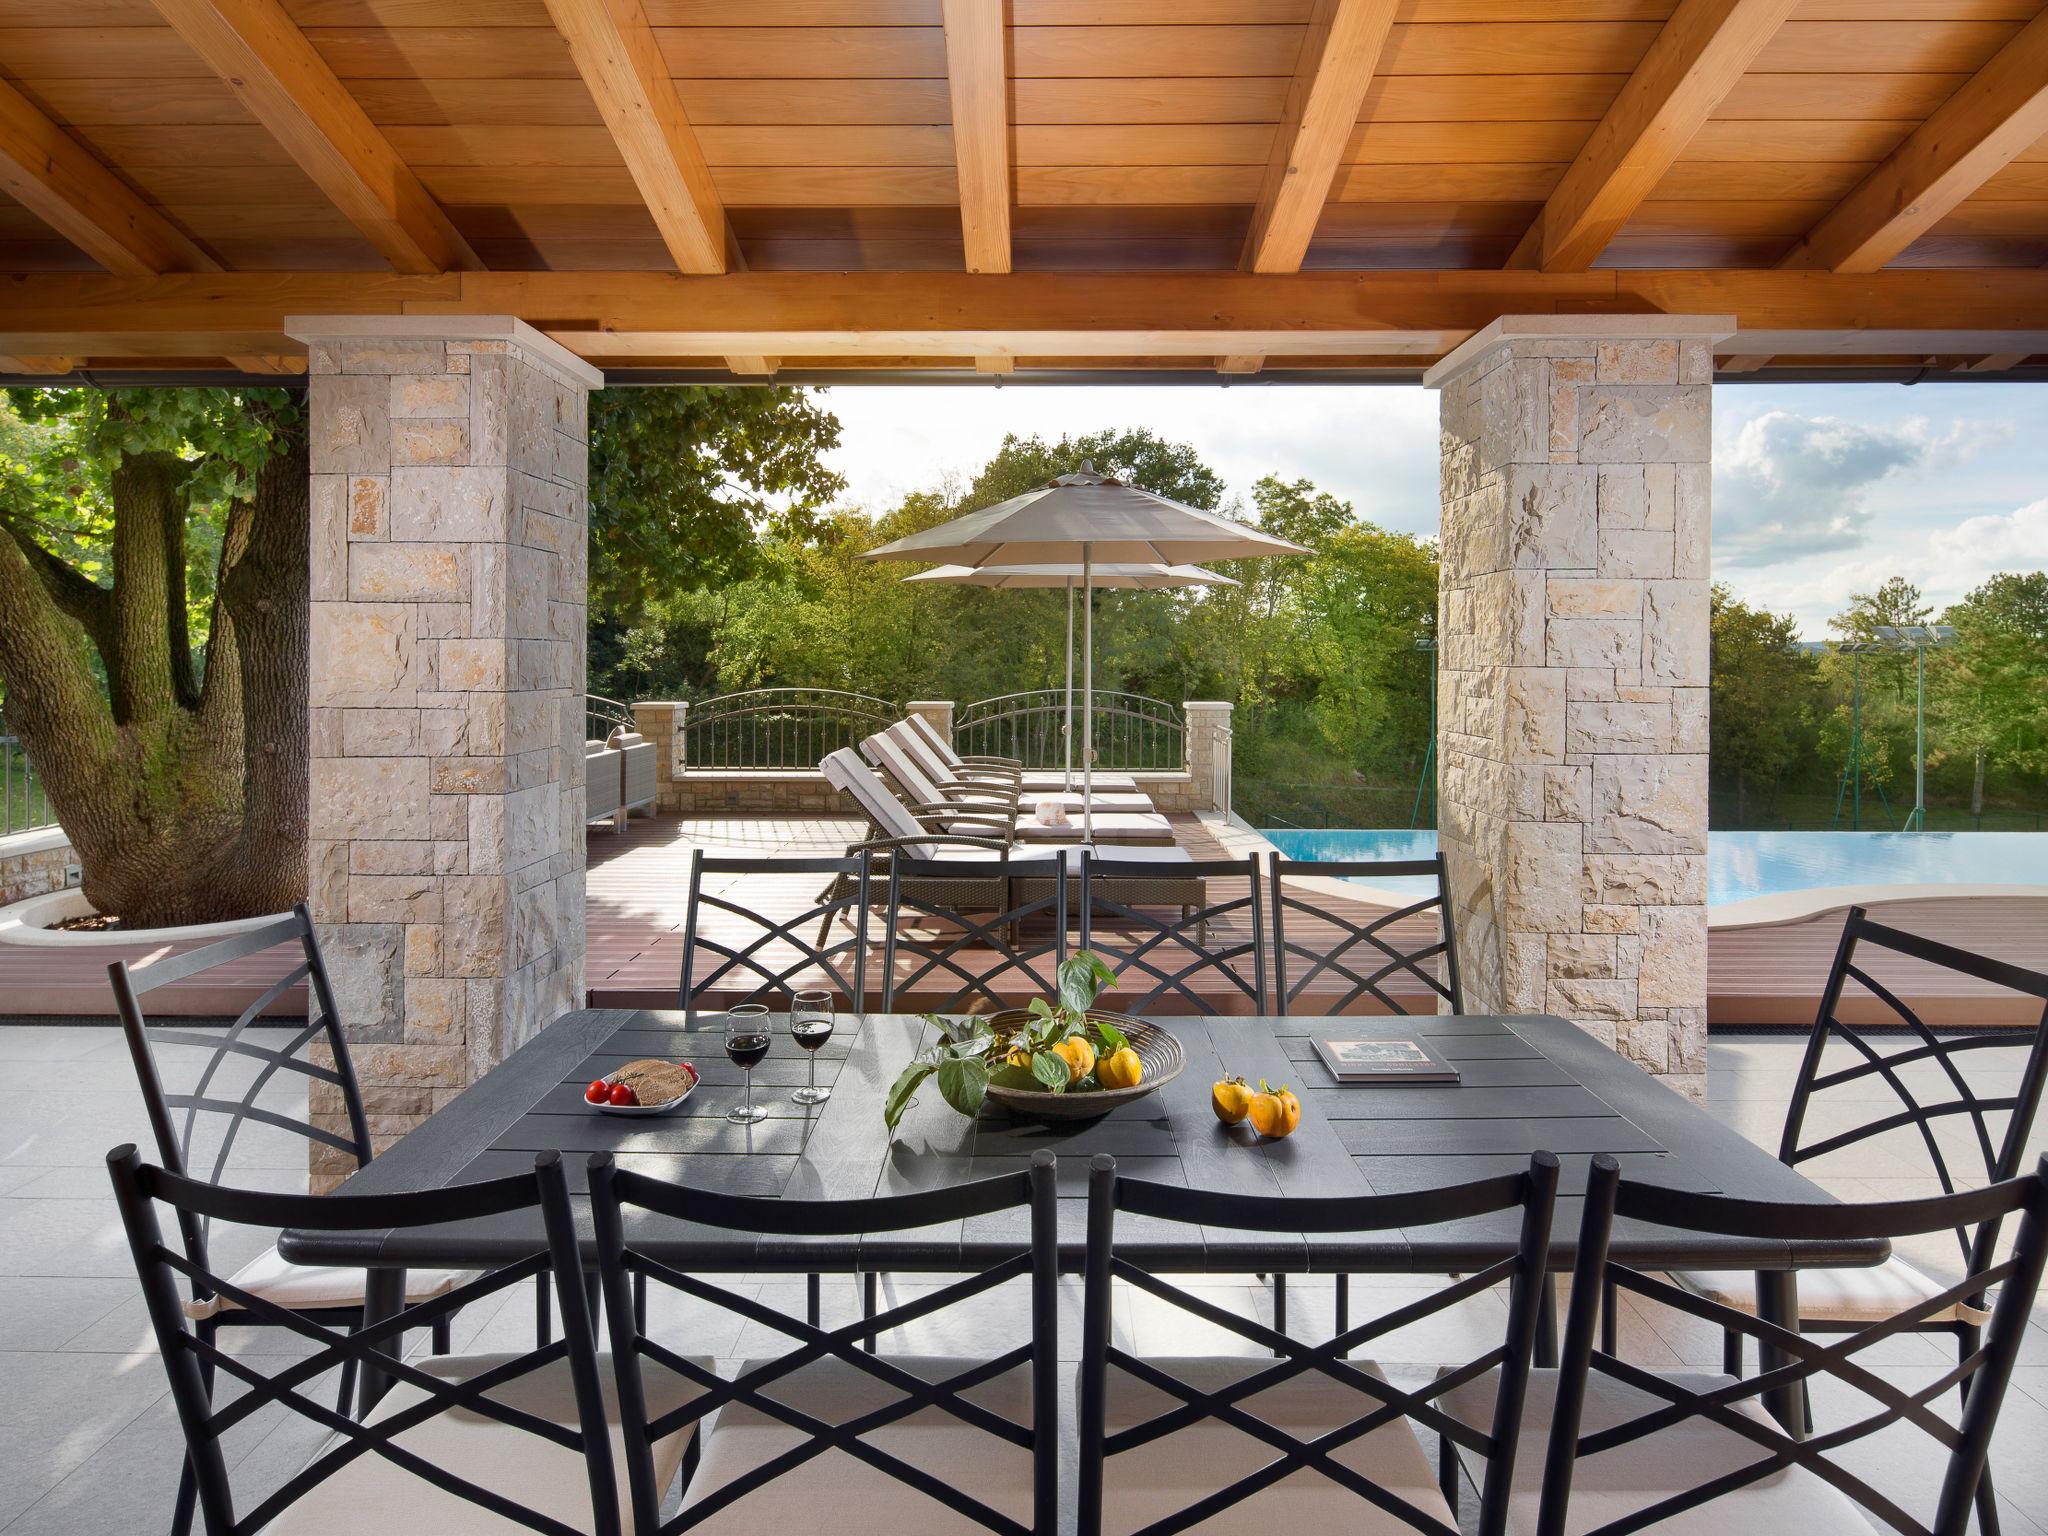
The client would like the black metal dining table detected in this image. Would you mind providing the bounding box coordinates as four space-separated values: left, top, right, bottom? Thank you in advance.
285 1008 1886 1430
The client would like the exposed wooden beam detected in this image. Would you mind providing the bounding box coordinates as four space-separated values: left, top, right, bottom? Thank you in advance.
223 353 307 374
541 0 731 275
0 78 217 277
1717 354 1772 373
1508 0 1799 272
146 0 479 275
940 0 1011 274
974 356 1013 375
723 355 776 377
1241 0 1399 275
1216 355 1264 375
1958 353 2027 372
1778 10 2048 274
4 271 2046 367
0 354 77 375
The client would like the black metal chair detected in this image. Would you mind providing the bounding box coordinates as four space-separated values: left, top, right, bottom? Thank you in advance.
881 848 1072 1014
107 905 481 1533
1078 852 1268 1015
678 848 871 1012
1078 1150 1561 1536
1270 852 1464 1016
587 1148 1060 1536
1505 1154 2048 1536
109 1143 624 1536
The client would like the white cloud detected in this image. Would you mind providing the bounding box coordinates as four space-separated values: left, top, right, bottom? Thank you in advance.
1711 410 1927 566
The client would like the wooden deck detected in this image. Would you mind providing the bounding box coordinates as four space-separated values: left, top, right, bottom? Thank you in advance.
0 813 2040 1027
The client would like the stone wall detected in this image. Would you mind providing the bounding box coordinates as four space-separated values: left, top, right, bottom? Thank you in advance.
1426 317 1726 1096
0 828 74 905
295 316 601 1186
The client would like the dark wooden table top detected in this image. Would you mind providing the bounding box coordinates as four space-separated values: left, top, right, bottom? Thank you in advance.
283 1009 1887 1276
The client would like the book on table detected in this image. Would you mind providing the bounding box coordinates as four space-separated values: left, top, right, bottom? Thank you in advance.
1311 1029 1461 1085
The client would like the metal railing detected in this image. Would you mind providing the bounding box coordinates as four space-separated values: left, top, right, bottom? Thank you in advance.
2 732 60 837
955 690 1185 773
682 688 900 772
587 693 636 740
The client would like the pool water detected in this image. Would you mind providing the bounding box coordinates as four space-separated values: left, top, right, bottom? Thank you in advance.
1260 828 2047 907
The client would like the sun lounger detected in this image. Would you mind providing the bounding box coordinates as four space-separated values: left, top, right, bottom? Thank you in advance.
862 729 1169 844
879 719 1157 815
899 710 1141 793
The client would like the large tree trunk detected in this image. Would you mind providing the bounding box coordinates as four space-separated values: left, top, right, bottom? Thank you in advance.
0 429 308 927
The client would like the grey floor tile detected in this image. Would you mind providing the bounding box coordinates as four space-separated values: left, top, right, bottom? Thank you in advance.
0 1275 132 1351
0 1351 167 1528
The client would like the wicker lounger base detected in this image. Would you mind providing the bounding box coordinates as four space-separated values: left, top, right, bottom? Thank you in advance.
825 869 1204 917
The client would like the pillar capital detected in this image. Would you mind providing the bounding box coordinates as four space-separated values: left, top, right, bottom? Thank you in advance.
1423 315 1735 392
286 314 605 391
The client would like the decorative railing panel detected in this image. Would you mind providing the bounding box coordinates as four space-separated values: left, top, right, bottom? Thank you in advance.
1 732 59 837
586 693 636 740
682 688 899 771
955 691 1184 773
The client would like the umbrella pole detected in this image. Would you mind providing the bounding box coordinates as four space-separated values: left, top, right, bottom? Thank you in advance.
1064 579 1075 793
1082 544 1094 842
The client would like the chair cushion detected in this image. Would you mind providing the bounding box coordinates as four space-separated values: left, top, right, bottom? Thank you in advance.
1087 1355 1456 1535
680 1354 1037 1534
185 1245 475 1320
1012 813 1174 845
266 1351 708 1535
1436 1366 1879 1536
1668 1257 1992 1326
1016 772 1139 791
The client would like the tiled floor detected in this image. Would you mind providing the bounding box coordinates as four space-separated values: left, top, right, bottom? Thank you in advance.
3 1025 2047 1534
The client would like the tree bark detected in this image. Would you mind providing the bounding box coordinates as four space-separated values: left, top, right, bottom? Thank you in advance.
1971 748 1985 818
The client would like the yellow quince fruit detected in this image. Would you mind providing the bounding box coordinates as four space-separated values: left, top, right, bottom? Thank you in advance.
1097 1046 1142 1091
1053 1036 1096 1084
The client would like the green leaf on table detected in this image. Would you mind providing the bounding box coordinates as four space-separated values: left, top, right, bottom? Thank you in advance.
989 1062 1040 1091
936 1056 989 1120
884 1062 935 1133
1059 950 1118 1015
1030 1051 1070 1093
1091 1015 1130 1054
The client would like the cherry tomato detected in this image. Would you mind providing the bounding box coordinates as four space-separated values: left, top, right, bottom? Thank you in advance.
584 1078 609 1104
608 1081 638 1107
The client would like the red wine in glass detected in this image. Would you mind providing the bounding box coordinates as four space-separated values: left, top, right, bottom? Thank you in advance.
791 989 834 1105
724 1004 770 1125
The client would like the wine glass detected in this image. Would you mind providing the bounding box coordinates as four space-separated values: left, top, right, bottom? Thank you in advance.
789 989 835 1105
723 1003 771 1126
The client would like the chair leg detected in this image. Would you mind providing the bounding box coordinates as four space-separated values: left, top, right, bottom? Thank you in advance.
536 1277 552 1346
1438 1436 1461 1519
1272 1274 1286 1354
1334 1274 1349 1357
807 1273 822 1327
1535 1278 1558 1369
1722 1325 1741 1378
863 1272 878 1354
430 1317 451 1355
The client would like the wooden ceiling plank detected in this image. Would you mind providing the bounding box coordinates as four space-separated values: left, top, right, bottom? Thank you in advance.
722 353 775 374
1242 0 1400 274
0 78 218 275
973 354 1012 374
0 353 79 374
1507 0 1801 271
146 0 481 274
1958 351 2026 369
1777 9 2048 272
1215 353 1264 372
1717 351 1771 369
223 351 307 371
542 0 733 273
940 0 1010 272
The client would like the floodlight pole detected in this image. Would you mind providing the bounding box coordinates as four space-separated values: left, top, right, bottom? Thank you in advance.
1852 649 1865 831
1081 542 1094 842
1910 640 1927 831
1063 579 1075 792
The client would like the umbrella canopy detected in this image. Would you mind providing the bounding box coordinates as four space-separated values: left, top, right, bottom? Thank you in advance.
901 562 1239 590
863 465 1307 567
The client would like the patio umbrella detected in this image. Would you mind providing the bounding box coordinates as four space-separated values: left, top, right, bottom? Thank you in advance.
866 465 1307 835
901 563 1240 789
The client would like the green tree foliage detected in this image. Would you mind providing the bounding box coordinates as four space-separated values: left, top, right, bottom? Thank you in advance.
1708 585 1818 821
1931 572 2048 812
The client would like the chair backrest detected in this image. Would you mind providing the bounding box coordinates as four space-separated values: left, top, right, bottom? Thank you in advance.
861 726 960 809
678 847 871 1012
1779 907 2048 1277
108 904 372 1294
1542 1156 2048 1536
1079 852 1267 1015
882 849 1070 1013
884 717 968 790
1079 1151 1560 1536
588 1149 1060 1536
109 1144 617 1536
1270 853 1463 1016
821 747 936 856
903 709 965 767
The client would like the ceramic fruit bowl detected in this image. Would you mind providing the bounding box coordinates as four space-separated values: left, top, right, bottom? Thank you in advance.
980 1010 1185 1123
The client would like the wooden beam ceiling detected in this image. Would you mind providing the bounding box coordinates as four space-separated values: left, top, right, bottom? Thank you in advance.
0 79 217 277
145 0 479 276
1241 0 1400 276
541 0 732 276
1507 0 1801 273
940 0 1011 274
4 271 2044 370
1778 9 2048 274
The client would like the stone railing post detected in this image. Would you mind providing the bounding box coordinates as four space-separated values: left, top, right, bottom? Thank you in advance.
1182 701 1233 814
631 700 685 811
296 315 600 1186
1425 316 1727 1098
906 699 954 740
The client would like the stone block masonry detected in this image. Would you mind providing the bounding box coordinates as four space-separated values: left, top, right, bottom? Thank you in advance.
293 316 602 1188
1425 317 1730 1098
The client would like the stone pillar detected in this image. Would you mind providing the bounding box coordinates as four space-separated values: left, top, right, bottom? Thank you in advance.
1183 701 1234 815
1424 317 1728 1096
294 316 602 1180
631 700 685 811
906 699 955 740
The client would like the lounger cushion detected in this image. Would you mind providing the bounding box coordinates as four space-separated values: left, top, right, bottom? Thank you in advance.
1086 1355 1455 1534
1010 814 1174 845
267 1351 707 1535
1667 1258 1991 1326
185 1246 474 1320
1436 1366 1880 1536
680 1355 1036 1534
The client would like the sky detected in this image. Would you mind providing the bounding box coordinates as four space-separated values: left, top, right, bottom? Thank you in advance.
815 378 2047 639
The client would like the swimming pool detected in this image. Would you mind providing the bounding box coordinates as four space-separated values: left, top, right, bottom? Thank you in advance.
1260 828 2047 907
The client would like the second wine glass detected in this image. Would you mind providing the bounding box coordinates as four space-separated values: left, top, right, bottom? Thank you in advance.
789 989 834 1105
723 1003 771 1126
